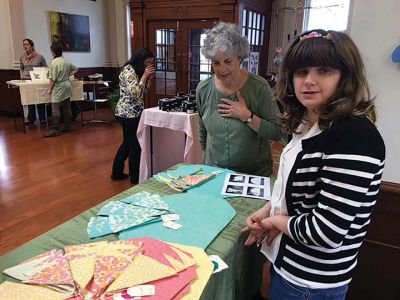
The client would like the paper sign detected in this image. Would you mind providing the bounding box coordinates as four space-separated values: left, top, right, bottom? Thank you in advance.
163 221 182 230
161 214 180 222
127 285 155 297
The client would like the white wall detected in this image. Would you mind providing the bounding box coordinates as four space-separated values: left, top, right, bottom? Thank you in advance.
349 0 400 183
21 0 107 67
0 0 14 69
269 0 400 184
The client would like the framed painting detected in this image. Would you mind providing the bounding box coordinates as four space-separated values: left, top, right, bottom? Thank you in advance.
49 11 91 52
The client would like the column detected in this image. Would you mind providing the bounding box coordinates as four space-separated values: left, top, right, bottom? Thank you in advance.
9 0 26 69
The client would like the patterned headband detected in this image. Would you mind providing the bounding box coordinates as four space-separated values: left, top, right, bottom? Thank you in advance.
299 31 334 42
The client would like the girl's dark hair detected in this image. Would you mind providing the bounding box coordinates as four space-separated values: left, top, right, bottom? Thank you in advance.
124 48 154 79
50 43 63 58
275 29 376 133
23 38 35 48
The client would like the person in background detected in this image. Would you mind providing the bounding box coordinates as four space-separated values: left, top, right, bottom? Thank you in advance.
111 48 155 184
196 22 282 177
20 38 48 123
45 43 77 137
243 29 385 300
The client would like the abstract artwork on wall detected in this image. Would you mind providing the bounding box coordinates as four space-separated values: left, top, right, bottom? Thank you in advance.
49 11 90 52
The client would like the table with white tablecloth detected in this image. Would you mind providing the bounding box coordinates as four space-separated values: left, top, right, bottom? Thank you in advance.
137 107 203 183
6 80 84 105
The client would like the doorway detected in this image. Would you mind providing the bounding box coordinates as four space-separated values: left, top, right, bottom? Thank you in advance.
147 20 216 107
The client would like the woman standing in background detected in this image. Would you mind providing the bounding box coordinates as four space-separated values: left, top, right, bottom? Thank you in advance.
20 38 48 122
196 22 282 177
111 48 155 184
45 43 77 137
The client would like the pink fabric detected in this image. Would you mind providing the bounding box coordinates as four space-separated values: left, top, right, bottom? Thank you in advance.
137 107 202 183
101 238 197 300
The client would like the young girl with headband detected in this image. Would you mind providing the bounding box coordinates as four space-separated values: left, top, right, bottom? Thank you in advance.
243 29 385 299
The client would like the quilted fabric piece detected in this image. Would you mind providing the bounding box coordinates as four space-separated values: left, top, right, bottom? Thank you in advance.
64 242 107 292
0 281 64 300
87 216 113 238
3 249 62 281
88 193 174 238
164 174 216 192
88 241 142 297
120 192 170 212
155 164 237 198
106 254 177 293
108 213 158 233
23 251 74 286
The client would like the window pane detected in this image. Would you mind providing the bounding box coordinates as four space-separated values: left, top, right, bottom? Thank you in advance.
242 9 247 27
155 28 176 96
249 11 253 28
304 0 350 31
188 29 213 91
253 13 257 28
261 15 265 30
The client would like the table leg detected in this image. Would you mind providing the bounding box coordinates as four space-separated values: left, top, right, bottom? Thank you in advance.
34 104 40 128
150 126 153 176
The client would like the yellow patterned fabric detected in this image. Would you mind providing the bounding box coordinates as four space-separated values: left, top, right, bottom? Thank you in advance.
68 256 94 291
0 281 65 300
171 244 214 300
106 254 177 293
171 246 196 268
64 242 106 291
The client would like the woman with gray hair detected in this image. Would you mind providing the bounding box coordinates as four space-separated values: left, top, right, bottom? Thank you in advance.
196 22 282 176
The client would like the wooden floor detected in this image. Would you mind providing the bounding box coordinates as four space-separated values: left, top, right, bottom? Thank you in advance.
0 109 133 255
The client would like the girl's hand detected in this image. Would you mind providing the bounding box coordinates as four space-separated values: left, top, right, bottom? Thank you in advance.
217 90 251 121
246 202 271 230
241 202 272 246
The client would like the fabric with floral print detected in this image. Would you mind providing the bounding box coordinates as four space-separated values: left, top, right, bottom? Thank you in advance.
87 216 113 238
23 251 74 286
88 241 142 297
0 281 65 300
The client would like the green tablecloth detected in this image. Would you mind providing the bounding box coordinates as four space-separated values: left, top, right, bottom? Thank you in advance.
0 173 267 300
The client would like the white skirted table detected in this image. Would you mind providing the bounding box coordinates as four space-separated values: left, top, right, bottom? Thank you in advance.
137 107 203 183
6 80 84 105
6 80 85 132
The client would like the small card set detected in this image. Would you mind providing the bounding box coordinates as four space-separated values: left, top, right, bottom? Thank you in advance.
221 173 271 200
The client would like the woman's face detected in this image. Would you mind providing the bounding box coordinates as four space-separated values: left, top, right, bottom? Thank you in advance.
23 40 32 52
211 52 241 85
144 57 154 67
293 66 341 113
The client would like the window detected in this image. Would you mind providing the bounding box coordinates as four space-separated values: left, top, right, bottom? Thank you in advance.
241 9 266 74
303 0 351 32
188 29 213 91
155 29 177 95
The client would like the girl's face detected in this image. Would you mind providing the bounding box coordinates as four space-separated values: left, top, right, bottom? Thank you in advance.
144 57 154 67
211 52 241 85
23 40 32 52
293 66 341 113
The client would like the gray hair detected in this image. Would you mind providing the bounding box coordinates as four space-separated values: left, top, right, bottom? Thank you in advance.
201 22 250 60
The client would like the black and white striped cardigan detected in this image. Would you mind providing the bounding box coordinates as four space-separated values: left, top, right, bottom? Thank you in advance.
275 116 385 288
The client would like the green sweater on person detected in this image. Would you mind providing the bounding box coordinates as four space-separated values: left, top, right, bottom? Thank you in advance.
49 56 77 103
196 73 282 177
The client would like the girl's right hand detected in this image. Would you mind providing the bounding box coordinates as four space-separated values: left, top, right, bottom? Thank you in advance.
241 202 272 246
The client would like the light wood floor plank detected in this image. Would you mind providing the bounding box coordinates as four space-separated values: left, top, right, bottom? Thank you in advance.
0 109 132 255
